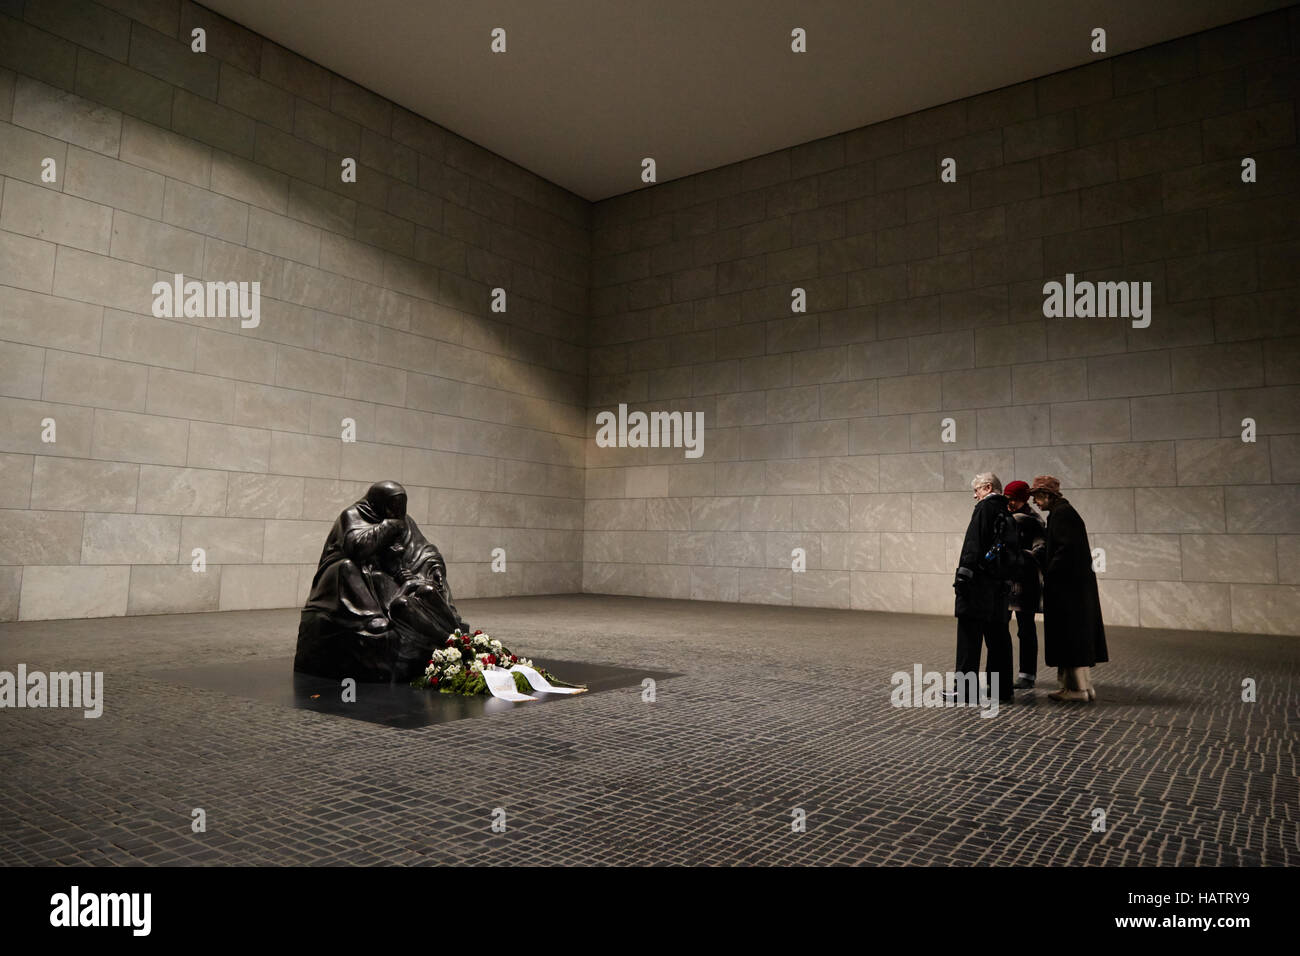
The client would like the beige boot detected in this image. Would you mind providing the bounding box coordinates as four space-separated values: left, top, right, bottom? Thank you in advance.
1050 667 1091 702
1048 688 1089 701
1079 666 1096 701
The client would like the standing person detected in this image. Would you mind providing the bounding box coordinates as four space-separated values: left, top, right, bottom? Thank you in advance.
1029 476 1108 702
950 473 1021 705
1003 481 1046 689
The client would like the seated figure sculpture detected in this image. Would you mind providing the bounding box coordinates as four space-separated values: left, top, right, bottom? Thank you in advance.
294 480 470 682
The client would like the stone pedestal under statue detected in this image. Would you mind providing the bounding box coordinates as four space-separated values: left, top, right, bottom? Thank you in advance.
294 480 471 683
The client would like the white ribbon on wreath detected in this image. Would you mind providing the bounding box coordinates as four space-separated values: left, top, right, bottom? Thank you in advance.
478 665 586 702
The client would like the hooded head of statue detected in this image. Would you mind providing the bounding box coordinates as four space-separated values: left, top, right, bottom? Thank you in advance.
362 479 407 521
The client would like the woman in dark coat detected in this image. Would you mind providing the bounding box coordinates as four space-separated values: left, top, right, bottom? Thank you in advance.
1029 475 1108 702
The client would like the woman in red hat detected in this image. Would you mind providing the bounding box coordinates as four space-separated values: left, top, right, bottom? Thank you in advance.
1029 476 1108 701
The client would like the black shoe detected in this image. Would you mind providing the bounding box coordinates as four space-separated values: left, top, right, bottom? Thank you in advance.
1014 676 1035 689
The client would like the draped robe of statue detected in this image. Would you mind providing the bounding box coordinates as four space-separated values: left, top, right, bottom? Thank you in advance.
294 480 471 682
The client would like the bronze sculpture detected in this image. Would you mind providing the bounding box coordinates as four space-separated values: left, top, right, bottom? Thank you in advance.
294 480 471 682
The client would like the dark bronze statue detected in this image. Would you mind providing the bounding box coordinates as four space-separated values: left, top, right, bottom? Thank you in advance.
294 480 471 682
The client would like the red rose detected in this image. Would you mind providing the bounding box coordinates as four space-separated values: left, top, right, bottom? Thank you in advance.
510 655 518 663
431 677 439 685
474 629 483 635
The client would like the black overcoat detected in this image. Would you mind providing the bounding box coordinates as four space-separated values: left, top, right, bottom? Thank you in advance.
1009 506 1045 613
1042 499 1108 667
953 493 1019 622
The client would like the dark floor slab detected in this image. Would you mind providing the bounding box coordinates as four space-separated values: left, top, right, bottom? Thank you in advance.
2 596 1296 866
146 656 680 729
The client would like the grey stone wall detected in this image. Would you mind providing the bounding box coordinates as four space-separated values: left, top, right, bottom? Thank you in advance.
584 9 1300 635
0 0 590 620
3 2 1297 636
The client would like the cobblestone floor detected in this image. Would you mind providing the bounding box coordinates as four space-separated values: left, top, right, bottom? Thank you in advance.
0 595 1296 866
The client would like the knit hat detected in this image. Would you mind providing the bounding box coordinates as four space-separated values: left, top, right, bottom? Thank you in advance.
1004 480 1031 502
1029 475 1061 497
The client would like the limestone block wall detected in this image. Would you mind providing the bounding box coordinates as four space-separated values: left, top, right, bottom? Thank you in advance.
584 9 1300 635
2 3 1297 636
0 0 590 620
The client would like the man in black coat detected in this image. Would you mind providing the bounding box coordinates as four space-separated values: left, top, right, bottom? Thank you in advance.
1029 475 1108 702
951 472 1021 704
